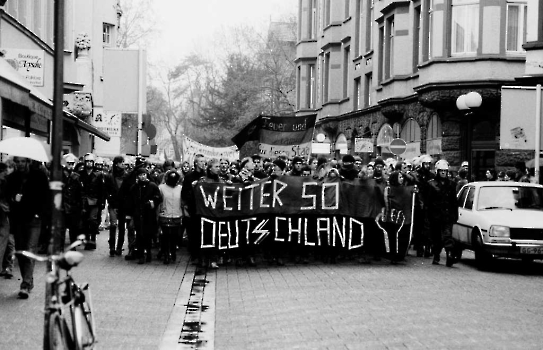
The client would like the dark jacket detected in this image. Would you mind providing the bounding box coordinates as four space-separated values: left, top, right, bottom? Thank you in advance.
7 168 50 221
62 169 84 215
79 169 105 207
104 168 127 209
125 179 162 224
427 177 459 224
181 168 206 215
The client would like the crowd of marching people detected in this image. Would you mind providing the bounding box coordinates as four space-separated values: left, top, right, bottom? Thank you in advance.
0 150 536 299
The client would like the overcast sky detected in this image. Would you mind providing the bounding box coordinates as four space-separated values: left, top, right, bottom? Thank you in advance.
148 0 297 64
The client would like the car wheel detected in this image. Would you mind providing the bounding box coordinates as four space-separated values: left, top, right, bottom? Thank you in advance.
473 232 492 270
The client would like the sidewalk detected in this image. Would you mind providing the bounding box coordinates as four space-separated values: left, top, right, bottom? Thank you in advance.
0 229 199 350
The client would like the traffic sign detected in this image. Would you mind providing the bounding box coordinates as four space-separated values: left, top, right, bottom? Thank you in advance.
389 138 407 155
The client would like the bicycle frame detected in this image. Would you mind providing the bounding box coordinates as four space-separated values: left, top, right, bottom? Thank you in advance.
17 237 96 350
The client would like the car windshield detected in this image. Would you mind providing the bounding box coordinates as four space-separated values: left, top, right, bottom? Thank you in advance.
477 186 543 211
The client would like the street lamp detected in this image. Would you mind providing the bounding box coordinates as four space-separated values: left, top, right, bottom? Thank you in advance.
456 91 482 181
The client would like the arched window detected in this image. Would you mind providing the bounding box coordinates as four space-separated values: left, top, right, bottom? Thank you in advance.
376 123 394 158
400 118 421 143
335 133 348 154
426 114 442 156
427 114 442 140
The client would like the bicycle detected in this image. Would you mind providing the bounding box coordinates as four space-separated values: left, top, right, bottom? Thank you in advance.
16 236 97 350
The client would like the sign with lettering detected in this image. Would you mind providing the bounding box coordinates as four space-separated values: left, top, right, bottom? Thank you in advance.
194 176 415 249
182 135 239 166
92 109 121 137
232 114 317 158
1 48 45 86
354 138 373 153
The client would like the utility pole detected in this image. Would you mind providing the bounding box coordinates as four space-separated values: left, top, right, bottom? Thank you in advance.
44 0 65 348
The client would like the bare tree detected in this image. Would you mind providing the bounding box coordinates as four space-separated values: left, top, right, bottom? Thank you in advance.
117 0 158 48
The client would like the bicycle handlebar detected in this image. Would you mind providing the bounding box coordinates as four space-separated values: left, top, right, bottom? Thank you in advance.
15 236 87 269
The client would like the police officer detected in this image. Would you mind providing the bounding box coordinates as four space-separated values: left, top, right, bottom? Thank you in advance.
427 160 460 267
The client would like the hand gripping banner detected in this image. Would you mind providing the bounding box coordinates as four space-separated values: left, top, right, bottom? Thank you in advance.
193 176 416 251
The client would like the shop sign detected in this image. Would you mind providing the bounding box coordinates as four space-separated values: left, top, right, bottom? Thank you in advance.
92 108 121 137
354 138 373 153
1 48 44 87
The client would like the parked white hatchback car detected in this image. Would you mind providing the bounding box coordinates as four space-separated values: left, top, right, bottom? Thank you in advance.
453 181 543 269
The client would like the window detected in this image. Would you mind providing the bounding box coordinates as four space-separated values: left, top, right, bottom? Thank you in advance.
309 0 318 39
385 17 394 79
465 187 474 210
364 73 372 107
378 25 384 83
103 23 114 45
413 5 421 71
354 77 361 110
451 0 479 55
325 0 331 27
323 53 330 102
297 66 301 109
400 119 421 143
307 64 316 109
365 0 373 52
427 114 442 140
355 0 362 56
343 46 350 98
506 1 527 53
422 0 434 61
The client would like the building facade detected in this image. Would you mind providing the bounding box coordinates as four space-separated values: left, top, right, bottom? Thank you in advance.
0 0 121 157
296 0 543 180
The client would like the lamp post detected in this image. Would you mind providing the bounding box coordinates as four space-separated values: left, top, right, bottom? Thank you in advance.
456 92 482 181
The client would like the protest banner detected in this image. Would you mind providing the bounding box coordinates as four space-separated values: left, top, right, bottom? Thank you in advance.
182 135 239 165
194 176 415 250
232 114 317 158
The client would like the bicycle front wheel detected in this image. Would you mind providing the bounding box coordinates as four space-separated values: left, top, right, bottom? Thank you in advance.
73 305 95 349
48 312 72 350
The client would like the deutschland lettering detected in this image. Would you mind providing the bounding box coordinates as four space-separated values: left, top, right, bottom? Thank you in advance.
195 176 415 250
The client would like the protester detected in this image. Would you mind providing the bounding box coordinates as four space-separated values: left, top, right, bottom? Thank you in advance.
232 157 258 266
485 169 497 181
7 156 50 299
104 155 128 256
181 154 207 265
339 154 358 180
126 167 162 264
218 158 233 182
0 162 12 279
252 154 267 179
288 156 304 176
158 170 183 265
196 159 225 268
455 168 468 194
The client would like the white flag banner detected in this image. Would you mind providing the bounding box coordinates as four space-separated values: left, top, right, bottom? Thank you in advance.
182 136 239 166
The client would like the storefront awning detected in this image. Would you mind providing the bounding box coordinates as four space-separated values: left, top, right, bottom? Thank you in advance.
0 58 32 107
63 110 110 141
1 58 110 141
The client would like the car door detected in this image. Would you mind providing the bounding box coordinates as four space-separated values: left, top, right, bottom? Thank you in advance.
454 185 475 244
